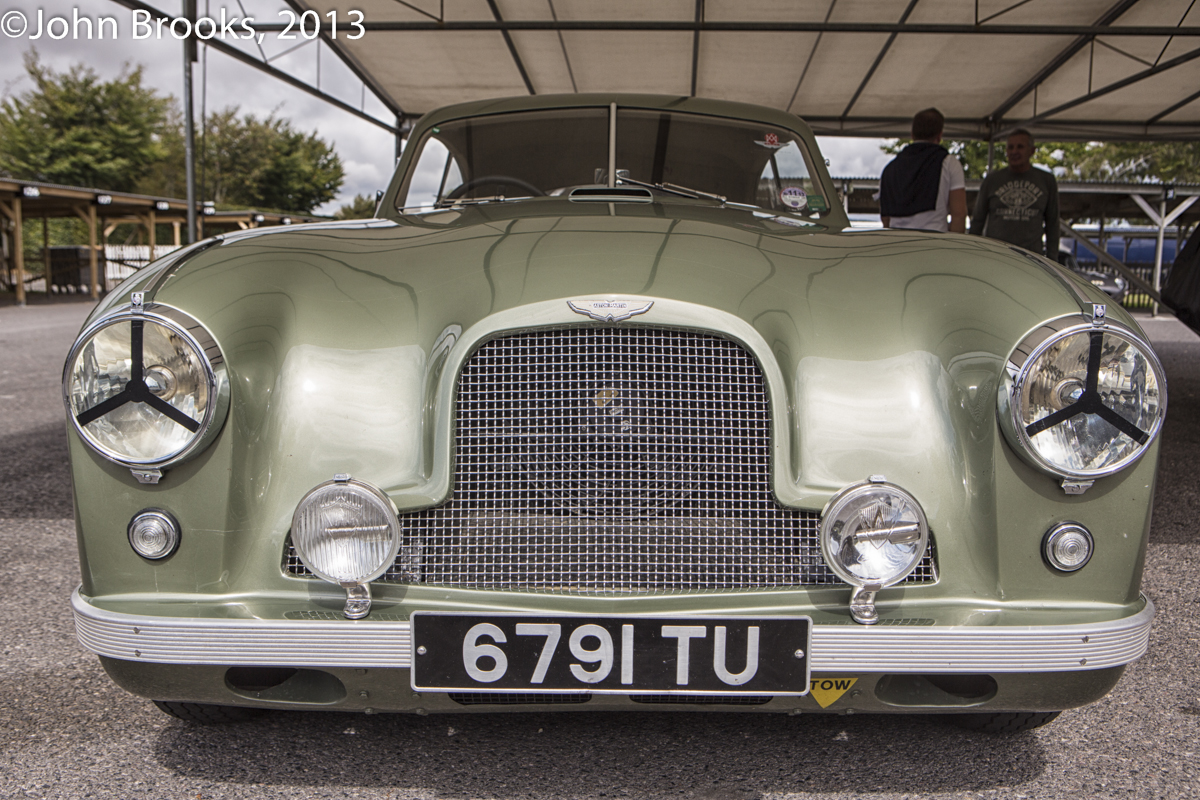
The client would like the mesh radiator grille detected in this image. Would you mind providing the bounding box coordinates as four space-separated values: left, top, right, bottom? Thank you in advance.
286 326 937 592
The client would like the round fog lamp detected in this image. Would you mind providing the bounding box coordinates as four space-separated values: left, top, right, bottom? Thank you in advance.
128 509 180 559
291 477 400 586
1043 522 1093 572
820 480 929 588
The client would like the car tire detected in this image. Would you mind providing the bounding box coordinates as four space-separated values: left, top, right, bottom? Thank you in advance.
151 701 264 723
948 711 1061 733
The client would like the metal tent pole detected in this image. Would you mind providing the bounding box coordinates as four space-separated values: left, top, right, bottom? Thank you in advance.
1131 189 1198 317
1153 193 1166 317
12 197 24 307
183 0 198 244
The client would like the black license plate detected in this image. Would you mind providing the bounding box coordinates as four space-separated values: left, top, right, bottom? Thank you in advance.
410 613 811 695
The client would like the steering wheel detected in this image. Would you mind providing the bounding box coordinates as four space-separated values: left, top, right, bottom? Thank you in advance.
444 175 546 200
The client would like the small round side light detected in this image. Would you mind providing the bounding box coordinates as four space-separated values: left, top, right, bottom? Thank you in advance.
128 509 181 559
1043 522 1093 572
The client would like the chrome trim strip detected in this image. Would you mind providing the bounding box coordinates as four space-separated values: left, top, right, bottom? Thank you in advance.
812 600 1153 672
72 589 1152 673
71 590 412 668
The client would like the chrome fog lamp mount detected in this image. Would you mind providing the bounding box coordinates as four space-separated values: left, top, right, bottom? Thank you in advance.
999 310 1166 495
291 474 401 619
820 476 930 625
62 293 229 483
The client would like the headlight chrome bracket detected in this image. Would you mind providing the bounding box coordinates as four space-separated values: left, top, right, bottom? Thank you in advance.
131 468 163 485
1061 479 1094 495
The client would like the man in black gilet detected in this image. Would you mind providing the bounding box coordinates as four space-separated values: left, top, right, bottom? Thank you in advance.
879 108 967 233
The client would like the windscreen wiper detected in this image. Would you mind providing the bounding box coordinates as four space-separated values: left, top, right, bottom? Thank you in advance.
432 195 511 209
616 176 726 204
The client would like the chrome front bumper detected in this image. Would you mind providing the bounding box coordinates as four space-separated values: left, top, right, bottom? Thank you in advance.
71 589 1154 673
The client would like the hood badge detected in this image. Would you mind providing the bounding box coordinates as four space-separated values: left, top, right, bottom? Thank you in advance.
568 299 654 323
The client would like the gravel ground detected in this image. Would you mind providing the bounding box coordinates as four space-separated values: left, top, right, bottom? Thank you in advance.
0 297 1196 800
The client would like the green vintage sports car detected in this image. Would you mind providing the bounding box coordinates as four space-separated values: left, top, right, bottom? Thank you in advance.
65 95 1165 732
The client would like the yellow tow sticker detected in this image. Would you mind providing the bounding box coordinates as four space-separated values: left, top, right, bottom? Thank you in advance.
809 677 857 708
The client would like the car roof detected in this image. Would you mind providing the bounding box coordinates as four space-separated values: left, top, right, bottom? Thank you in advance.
410 93 819 140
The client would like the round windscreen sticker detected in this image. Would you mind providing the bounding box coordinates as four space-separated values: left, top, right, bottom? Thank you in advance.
780 187 807 210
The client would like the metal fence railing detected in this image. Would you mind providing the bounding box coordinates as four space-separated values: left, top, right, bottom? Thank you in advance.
1064 234 1181 311
104 245 182 283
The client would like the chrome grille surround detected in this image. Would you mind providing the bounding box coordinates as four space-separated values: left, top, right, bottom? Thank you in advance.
286 326 937 592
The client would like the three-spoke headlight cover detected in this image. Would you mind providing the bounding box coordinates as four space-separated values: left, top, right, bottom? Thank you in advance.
63 301 229 470
999 315 1166 481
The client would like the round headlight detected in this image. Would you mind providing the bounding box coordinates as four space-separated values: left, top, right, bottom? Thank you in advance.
63 302 228 469
291 477 401 586
1043 522 1093 572
999 317 1166 480
820 480 929 588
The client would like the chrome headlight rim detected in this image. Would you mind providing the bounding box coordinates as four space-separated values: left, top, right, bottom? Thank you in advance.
290 476 402 587
999 315 1167 481
62 302 229 469
819 479 930 589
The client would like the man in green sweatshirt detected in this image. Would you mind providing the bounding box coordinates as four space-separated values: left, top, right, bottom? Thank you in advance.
969 129 1059 258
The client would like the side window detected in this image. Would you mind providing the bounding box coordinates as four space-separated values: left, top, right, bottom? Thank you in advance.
758 141 818 214
402 137 463 210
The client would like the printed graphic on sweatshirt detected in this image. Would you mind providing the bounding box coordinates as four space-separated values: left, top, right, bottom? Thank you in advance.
994 180 1045 222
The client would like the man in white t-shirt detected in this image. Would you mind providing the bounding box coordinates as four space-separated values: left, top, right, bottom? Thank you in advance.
879 108 967 233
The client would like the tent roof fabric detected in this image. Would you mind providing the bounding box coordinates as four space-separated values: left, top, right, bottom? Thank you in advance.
288 0 1200 141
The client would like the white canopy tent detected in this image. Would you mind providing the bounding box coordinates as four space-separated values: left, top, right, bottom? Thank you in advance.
274 0 1200 142
111 0 1200 141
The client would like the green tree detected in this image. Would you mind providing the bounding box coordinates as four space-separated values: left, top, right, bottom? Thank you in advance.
883 138 1093 179
1066 141 1200 183
334 193 378 219
0 51 170 192
141 107 345 213
135 104 187 198
252 117 344 212
883 137 1200 184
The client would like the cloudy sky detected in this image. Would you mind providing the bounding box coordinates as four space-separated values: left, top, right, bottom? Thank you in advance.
0 0 892 215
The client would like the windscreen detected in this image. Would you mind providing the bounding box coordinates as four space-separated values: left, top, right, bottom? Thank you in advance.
400 107 830 217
